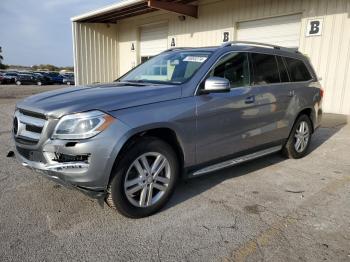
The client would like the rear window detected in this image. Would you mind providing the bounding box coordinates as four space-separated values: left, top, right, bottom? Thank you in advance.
251 53 280 85
284 57 312 82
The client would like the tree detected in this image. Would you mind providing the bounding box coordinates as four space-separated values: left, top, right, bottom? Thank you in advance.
0 46 7 69
0 46 3 64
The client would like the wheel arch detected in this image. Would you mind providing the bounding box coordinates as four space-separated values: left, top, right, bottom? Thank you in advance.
108 127 185 185
294 107 315 133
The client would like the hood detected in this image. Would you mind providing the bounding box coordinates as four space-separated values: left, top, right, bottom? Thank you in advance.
17 82 182 118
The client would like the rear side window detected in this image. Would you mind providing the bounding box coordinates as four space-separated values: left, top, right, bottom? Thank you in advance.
284 57 312 82
251 53 280 85
276 56 290 82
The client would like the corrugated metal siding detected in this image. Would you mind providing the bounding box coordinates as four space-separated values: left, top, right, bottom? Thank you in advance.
72 22 118 85
73 0 350 114
299 0 350 114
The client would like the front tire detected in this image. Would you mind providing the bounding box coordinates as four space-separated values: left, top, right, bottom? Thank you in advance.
282 115 312 159
106 137 179 218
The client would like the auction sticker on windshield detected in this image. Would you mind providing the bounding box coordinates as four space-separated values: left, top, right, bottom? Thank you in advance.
183 56 208 63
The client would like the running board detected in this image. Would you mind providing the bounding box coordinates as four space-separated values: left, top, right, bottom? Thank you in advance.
191 145 282 177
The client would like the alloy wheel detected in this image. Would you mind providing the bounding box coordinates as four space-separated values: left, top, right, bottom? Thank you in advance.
294 121 310 153
124 152 171 208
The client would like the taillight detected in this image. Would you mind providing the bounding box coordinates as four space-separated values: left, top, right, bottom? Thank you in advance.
320 88 324 98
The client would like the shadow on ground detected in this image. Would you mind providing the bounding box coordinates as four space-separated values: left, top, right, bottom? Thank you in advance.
165 113 348 211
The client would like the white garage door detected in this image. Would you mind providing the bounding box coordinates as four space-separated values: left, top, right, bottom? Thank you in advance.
237 14 301 48
140 23 168 59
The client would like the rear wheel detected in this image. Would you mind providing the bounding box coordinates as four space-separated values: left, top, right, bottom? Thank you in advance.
106 137 179 218
37 81 42 86
16 80 21 86
282 115 312 159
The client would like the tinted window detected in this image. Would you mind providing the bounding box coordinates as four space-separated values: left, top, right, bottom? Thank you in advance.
251 53 280 84
276 56 290 82
284 57 312 82
209 52 250 88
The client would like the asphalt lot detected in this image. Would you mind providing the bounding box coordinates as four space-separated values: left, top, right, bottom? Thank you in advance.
0 85 349 262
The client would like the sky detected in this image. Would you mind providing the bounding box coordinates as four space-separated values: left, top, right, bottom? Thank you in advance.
0 0 119 67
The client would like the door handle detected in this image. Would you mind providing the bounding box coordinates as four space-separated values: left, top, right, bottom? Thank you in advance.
288 90 295 97
245 95 255 104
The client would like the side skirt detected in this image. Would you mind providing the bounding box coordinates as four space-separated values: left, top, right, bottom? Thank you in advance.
189 145 282 178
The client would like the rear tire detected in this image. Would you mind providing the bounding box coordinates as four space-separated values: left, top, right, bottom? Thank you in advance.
282 115 312 159
37 81 42 86
16 80 21 86
106 137 179 218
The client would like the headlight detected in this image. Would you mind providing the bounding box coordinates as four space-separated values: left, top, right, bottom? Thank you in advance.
52 110 114 140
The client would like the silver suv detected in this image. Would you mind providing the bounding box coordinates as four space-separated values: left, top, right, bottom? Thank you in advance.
13 42 323 218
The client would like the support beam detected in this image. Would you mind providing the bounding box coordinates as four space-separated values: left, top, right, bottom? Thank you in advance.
148 0 198 18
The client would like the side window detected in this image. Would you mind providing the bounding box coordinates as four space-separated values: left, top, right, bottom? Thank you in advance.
284 57 312 82
276 56 290 82
209 52 250 88
251 53 280 85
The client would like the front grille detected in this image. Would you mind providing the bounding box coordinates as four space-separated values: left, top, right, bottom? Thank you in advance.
15 136 39 145
19 109 47 120
16 146 47 163
16 146 31 159
14 109 47 145
52 153 90 163
25 124 43 133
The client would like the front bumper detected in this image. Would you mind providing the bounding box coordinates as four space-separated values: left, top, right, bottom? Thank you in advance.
14 118 132 197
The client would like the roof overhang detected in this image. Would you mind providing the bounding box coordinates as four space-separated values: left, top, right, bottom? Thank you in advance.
71 0 197 23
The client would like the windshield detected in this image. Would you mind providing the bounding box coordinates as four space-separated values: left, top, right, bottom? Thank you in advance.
119 51 212 85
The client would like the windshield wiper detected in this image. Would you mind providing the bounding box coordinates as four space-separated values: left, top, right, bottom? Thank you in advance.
123 79 180 85
114 80 150 86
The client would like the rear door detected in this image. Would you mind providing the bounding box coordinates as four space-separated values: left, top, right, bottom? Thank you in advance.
195 52 262 164
249 53 293 145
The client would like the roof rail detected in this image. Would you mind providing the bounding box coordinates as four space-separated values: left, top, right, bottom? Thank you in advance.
222 41 299 53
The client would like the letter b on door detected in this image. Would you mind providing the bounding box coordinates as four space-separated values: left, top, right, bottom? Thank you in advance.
306 19 323 37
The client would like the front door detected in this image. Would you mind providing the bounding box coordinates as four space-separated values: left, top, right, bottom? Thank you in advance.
195 52 262 165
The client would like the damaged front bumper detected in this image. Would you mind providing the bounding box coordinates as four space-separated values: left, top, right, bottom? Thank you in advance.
12 109 132 198
16 150 106 198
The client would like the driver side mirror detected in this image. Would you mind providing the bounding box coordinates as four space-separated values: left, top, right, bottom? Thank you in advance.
201 77 230 94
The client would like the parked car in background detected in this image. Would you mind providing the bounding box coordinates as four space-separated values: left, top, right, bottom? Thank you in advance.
15 73 38 85
2 72 18 84
0 73 4 84
13 41 323 218
33 72 53 86
62 74 75 85
47 72 64 84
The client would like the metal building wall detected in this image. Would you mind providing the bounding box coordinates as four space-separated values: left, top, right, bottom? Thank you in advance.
72 22 118 85
74 0 350 114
